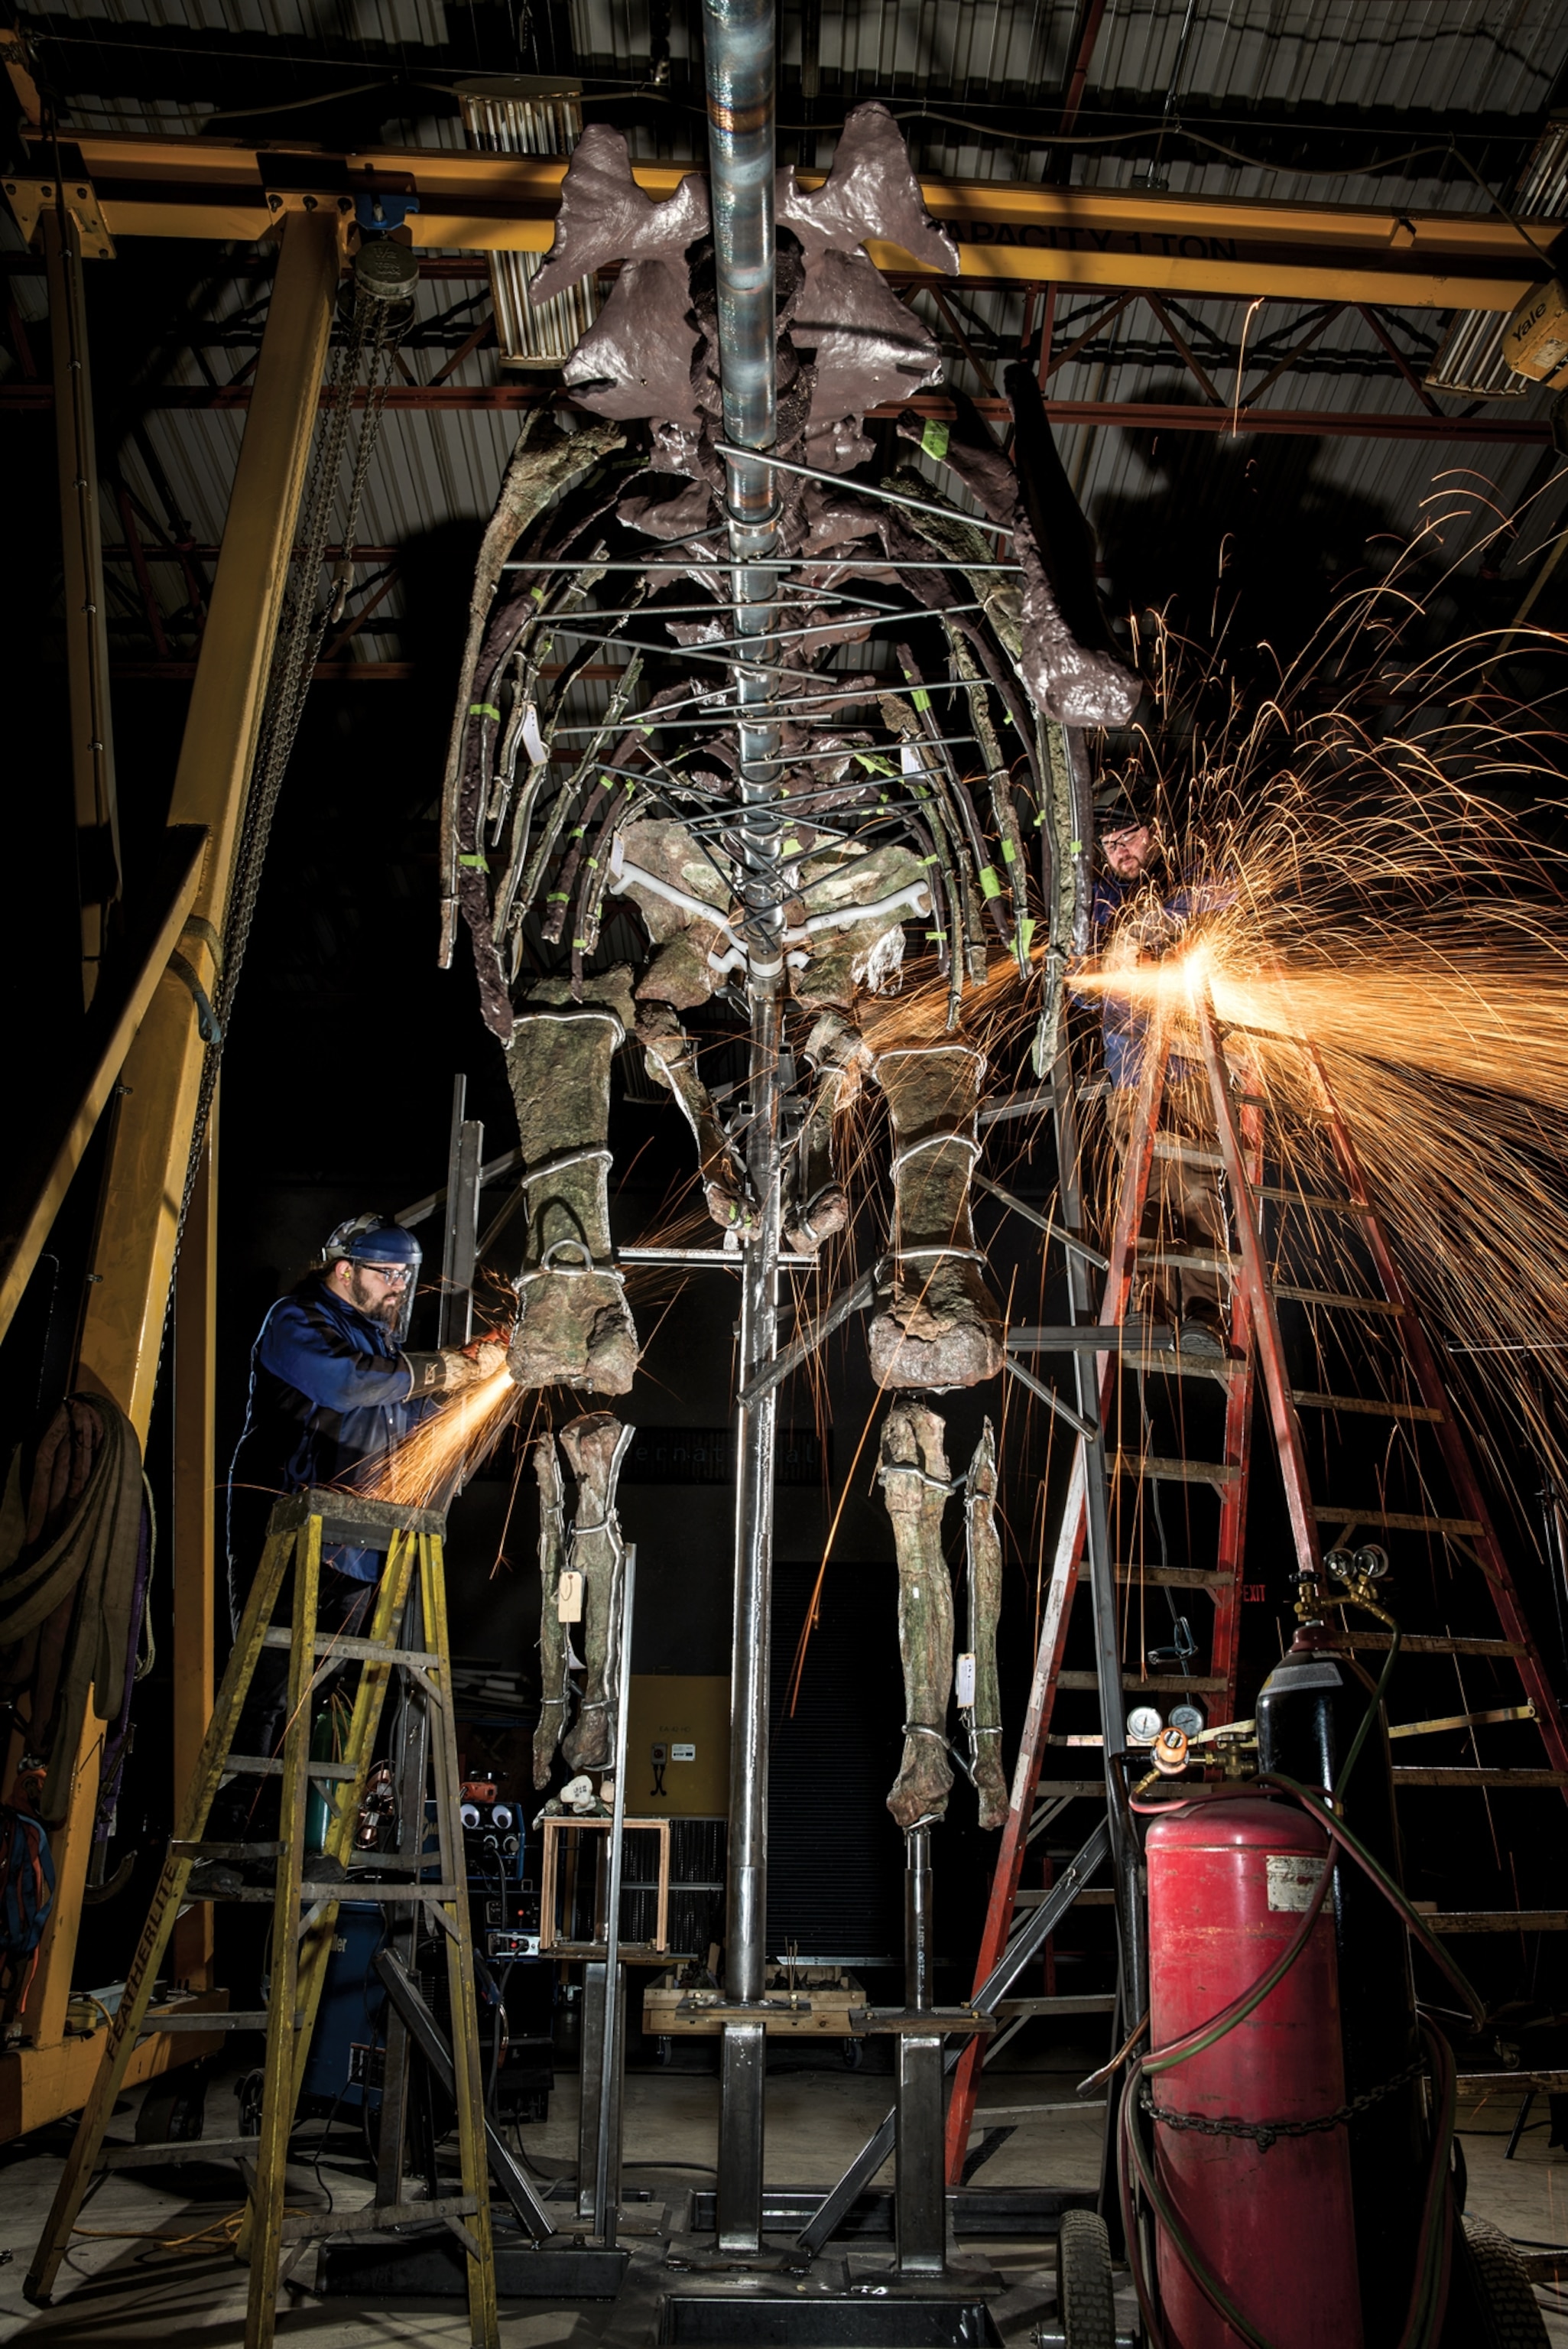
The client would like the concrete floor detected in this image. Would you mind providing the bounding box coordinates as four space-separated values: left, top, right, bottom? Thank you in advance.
0 2065 1561 2344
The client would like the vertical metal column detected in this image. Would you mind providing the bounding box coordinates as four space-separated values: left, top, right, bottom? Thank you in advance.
43 201 120 1004
170 1115 217 1992
894 1826 946 2277
577 1964 625 2227
593 1546 636 2246
703 0 784 2256
438 1074 485 1348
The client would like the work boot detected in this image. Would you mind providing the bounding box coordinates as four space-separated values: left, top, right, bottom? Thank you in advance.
1178 1300 1229 1361
185 1858 245 1897
186 1850 347 1896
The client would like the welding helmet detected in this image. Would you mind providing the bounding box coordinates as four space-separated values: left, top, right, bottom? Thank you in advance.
321 1215 422 1342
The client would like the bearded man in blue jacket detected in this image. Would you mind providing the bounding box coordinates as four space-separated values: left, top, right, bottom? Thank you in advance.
1087 794 1235 1358
204 1217 503 1880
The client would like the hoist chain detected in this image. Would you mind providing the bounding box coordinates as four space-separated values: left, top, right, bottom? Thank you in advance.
1141 2052 1427 2153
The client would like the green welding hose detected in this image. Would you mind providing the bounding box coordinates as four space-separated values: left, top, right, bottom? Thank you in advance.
1333 1622 1402 1799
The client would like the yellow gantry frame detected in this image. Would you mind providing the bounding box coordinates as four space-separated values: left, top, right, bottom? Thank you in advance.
10 129 1557 308
5 207 340 2121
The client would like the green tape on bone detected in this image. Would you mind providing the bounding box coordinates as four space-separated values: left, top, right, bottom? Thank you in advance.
921 418 951 462
1069 838 1083 853
979 865 1002 899
912 688 931 710
458 853 490 872
469 703 502 721
1018 917 1037 955
1002 837 1018 863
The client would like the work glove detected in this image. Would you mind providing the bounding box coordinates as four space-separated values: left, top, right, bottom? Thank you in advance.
402 1343 507 1396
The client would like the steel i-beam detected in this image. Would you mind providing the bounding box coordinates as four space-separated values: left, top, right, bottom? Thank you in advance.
703 0 784 2256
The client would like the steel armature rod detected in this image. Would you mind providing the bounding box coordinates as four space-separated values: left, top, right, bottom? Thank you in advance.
703 0 784 2258
592 1543 637 2247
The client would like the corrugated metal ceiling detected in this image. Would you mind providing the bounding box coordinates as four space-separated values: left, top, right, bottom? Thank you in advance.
14 0 1567 670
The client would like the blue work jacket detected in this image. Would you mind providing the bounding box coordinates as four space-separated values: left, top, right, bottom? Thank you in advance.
1088 873 1231 1090
227 1275 433 1584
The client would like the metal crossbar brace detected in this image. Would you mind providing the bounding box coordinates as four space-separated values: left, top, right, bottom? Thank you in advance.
785 1818 1111 2267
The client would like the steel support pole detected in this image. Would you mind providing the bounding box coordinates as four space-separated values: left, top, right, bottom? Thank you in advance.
895 1825 945 2276
703 0 783 2256
43 200 120 1004
593 1545 636 2247
170 1109 217 1991
718 983 781 2248
437 1074 484 1349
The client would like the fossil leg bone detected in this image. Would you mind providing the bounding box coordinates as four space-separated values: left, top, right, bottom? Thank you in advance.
532 1434 574 1789
559 1412 633 1776
504 969 640 1393
879 1402 955 1830
635 1002 754 1232
963 1418 1008 1829
868 1042 1004 1390
784 1011 869 1252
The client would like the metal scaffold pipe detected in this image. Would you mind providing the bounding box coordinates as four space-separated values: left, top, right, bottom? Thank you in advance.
702 0 781 2254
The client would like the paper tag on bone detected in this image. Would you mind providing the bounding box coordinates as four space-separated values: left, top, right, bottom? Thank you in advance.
557 1570 584 1623
1266 1852 1326 1912
521 702 546 765
955 1652 977 1707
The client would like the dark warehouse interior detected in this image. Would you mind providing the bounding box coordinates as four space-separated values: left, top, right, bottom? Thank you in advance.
7 4 1568 2345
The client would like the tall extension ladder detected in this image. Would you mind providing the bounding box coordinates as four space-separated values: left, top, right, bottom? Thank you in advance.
26 1487 502 2349
947 990 1568 2182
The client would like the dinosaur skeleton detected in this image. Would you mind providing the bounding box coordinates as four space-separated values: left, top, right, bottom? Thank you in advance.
441 102 1138 1821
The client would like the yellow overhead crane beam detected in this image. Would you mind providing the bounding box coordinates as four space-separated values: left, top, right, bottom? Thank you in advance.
8 129 1558 309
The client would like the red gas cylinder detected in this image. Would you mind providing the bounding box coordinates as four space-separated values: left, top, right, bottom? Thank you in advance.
1145 1794 1362 2349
